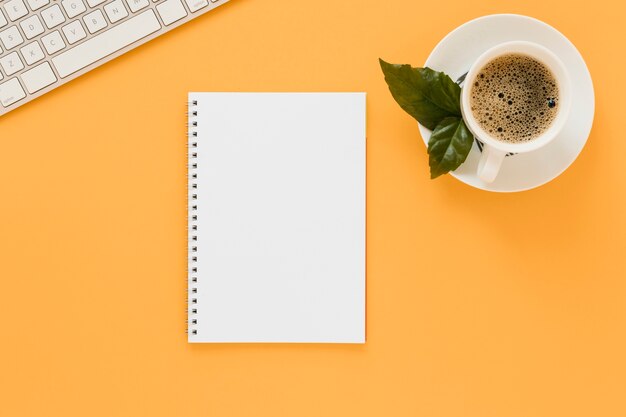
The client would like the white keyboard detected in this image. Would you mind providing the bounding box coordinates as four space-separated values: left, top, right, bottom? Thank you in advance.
0 0 229 116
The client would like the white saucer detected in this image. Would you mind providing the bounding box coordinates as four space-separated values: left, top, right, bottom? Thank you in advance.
418 14 595 192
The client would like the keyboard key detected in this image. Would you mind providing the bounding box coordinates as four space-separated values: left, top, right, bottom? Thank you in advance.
19 41 44 65
61 0 86 18
156 0 186 25
0 77 26 107
0 51 24 75
20 62 57 93
4 0 28 21
184 0 207 13
83 9 107 33
104 0 128 23
0 10 7 29
62 20 86 44
52 10 161 78
125 0 149 13
0 26 24 50
26 0 50 11
41 30 65 54
20 15 45 39
42 4 66 29
86 0 106 7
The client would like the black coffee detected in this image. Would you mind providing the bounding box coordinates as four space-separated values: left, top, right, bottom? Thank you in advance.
469 53 559 143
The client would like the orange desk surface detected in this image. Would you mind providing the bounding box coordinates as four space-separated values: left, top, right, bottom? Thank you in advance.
1 1 624 416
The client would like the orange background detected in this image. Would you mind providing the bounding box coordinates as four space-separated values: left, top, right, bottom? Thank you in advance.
1 0 625 416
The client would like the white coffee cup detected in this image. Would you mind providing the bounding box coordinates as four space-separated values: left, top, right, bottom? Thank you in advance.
460 41 572 183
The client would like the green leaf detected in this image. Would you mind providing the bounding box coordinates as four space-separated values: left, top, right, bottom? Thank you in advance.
427 117 473 179
379 59 461 130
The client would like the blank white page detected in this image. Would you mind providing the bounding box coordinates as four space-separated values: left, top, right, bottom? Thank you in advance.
188 93 365 343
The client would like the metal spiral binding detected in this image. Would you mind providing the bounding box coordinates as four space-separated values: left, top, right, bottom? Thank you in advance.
188 99 199 337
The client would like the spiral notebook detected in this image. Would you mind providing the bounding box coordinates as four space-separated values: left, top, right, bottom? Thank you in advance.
187 92 366 343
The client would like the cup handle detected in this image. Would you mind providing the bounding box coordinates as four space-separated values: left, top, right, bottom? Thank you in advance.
477 145 506 183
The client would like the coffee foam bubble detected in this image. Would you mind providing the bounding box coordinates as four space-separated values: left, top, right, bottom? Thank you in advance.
469 54 559 144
